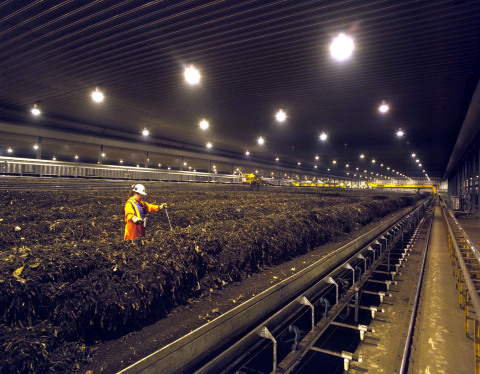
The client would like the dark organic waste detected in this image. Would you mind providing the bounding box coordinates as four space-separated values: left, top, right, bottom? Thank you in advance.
0 187 423 373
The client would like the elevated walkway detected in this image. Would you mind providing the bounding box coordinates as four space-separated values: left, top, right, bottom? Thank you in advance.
409 205 474 372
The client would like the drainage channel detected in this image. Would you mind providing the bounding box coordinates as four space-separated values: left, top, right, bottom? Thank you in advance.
119 198 432 374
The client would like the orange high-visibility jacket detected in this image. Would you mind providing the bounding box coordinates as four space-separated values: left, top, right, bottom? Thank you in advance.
124 198 159 241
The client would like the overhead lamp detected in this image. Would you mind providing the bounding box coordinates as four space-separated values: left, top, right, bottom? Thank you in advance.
257 136 265 145
74 154 79 160
206 142 212 149
142 128 149 136
7 147 13 153
416 159 420 163
396 129 404 137
91 87 104 103
360 154 365 159
315 155 319 160
372 159 376 163
411 153 416 157
31 104 41 116
101 152 106 158
245 150 250 156
199 119 209 130
275 157 279 161
330 32 354 61
120 159 124 164
298 162 301 166
378 100 389 114
346 164 349 168
319 132 327 141
52 156 56 160
332 160 336 164
33 144 39 150
275 109 287 122
314 165 318 169
184 65 201 85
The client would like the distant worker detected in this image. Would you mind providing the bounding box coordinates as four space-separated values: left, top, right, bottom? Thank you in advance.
124 184 167 241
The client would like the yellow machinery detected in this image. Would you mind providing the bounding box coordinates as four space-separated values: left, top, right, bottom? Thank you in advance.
367 182 437 195
242 173 264 189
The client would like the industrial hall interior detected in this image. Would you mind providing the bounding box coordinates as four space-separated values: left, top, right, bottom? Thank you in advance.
1 1 480 374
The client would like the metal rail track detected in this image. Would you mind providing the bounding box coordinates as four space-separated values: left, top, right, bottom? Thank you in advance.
118 198 433 374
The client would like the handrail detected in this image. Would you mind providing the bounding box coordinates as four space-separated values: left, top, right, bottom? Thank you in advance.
441 205 480 316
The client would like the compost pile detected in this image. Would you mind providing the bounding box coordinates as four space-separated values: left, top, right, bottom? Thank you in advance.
0 188 422 373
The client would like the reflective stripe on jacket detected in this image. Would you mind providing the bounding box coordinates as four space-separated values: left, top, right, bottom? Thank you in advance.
124 198 159 241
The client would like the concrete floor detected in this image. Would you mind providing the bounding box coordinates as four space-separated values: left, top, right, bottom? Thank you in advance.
409 205 473 373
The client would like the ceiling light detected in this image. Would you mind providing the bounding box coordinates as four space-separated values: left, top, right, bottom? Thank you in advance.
411 153 416 157
74 154 79 160
257 136 265 145
31 104 41 116
378 101 389 114
275 157 279 161
275 109 286 122
330 33 354 61
7 147 13 153
319 132 327 141
91 87 104 103
396 129 404 137
199 119 209 130
142 128 149 136
206 142 212 149
33 144 39 150
184 65 201 85
245 150 250 156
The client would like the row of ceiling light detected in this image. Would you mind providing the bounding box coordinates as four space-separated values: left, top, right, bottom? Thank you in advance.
23 32 427 180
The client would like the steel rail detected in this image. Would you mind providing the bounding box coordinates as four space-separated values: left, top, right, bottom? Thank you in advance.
118 198 431 374
273 208 428 373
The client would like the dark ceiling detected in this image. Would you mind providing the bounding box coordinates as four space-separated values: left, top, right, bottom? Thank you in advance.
1 1 480 179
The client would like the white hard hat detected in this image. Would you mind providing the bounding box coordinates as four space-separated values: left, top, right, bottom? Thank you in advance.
132 184 147 195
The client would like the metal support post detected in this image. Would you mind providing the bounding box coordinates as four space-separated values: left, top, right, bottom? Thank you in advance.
345 263 355 284
259 327 277 371
328 277 339 304
300 296 315 332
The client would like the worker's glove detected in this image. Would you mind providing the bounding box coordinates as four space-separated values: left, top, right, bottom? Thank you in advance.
131 216 143 224
160 203 168 209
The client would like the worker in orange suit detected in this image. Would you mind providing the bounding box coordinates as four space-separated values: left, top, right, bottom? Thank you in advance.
124 184 167 241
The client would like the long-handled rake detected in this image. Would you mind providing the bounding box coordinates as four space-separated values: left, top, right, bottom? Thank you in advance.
165 207 173 231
